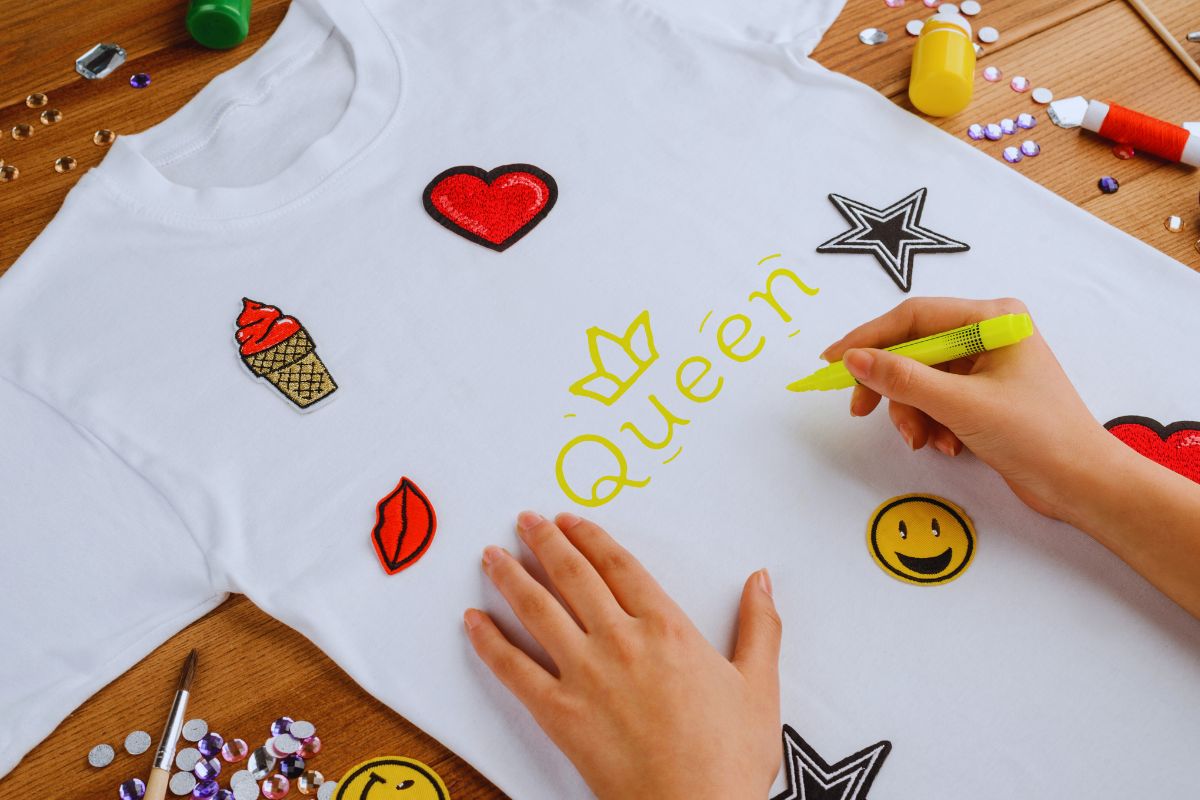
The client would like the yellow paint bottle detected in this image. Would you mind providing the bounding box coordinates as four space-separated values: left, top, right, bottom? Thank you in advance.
908 11 975 117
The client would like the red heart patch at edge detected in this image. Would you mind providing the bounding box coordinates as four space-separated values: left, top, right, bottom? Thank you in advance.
423 164 558 251
1105 415 1200 484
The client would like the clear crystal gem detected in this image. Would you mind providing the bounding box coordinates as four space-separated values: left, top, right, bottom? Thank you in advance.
76 43 127 80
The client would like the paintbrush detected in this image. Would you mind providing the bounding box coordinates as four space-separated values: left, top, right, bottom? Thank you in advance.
145 649 197 800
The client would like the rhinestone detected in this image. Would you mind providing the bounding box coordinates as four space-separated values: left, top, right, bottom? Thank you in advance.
960 0 981 13
1010 76 1030 92
120 778 147 800
198 733 225 758
40 108 63 125
1031 87 1053 104
270 718 293 737
1113 143 1136 159
176 748 202 772
298 771 324 795
26 92 48 108
1195 238 1200 255
215 792 235 800
974 42 984 56
1098 176 1119 194
885 0 905 7
1189 31 1200 42
76 43 127 79
271 734 301 756
1 165 19 181
905 19 924 35
297 737 322 759
316 783 337 800
280 755 306 779
262 776 290 800
1002 146 1023 163
193 780 220 799
12 123 32 140
183 720 209 742
288 721 315 740
248 747 276 780
54 156 77 173
999 118 1016 135
125 731 152 755
978 26 999 43
1164 215 1185 233
858 28 888 45
194 757 221 781
221 738 249 763
130 72 152 89
982 66 1002 82
94 129 117 146
984 123 1003 141
88 744 115 768
923 0 939 7
1047 95 1087 128
1019 140 1041 157
169 771 198 796
967 121 986 139
940 3 959 12
1016 112 1037 129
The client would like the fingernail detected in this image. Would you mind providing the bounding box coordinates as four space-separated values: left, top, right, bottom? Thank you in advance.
516 510 543 531
757 569 773 598
463 609 483 631
898 423 915 450
933 436 954 457
844 349 874 381
949 438 963 457
557 512 582 529
482 545 503 566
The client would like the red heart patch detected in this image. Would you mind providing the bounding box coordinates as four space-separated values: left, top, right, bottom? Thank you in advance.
1105 416 1200 484
423 164 558 251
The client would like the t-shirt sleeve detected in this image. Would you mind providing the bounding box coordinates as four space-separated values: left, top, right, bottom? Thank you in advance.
630 0 847 52
0 375 225 778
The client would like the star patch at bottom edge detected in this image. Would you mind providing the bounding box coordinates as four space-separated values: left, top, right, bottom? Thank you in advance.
771 724 892 800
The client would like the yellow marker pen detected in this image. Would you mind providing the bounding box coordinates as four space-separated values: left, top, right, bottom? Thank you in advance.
787 313 1033 392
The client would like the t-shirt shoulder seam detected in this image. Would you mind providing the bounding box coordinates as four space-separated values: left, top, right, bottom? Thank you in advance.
604 0 815 50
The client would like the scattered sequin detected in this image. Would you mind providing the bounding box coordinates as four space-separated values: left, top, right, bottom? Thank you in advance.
905 19 925 35
26 92 48 108
1002 146 1023 163
1010 76 1030 92
297 736 322 759
960 0 981 14
967 121 986 139
859 28 889 45
1098 176 1119 194
984 123 1003 141
0 165 19 182
270 718 294 737
94 129 117 146
1016 112 1037 129
978 26 999 43
1031 87 1053 104
176 748 203 772
262 776 290 800
288 721 316 740
1113 143 1136 159
215 791 235 800
40 109 63 125
169 771 198 796
119 778 147 800
12 123 32 140
1020 140 1041 157
1164 215 1185 233
940 2 959 12
248 747 276 780
198 733 225 758
183 720 209 742
231 770 259 797
279 755 306 779
272 733 302 756
76 43 127 79
125 731 152 756
999 118 1016 135
194 757 221 781
885 0 905 7
88 743 115 768
298 771 324 795
54 156 77 173
193 780 220 799
982 66 1002 82
130 72 152 89
233 780 260 800
221 738 250 763
316 783 337 800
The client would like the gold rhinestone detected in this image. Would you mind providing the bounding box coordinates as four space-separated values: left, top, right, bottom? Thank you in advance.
1 165 19 182
93 129 116 146
11 123 32 140
40 108 63 125
54 156 77 173
26 92 48 108
1164 215 1186 233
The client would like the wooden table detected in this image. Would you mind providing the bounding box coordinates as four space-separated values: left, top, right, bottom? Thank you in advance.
1 1 1198 797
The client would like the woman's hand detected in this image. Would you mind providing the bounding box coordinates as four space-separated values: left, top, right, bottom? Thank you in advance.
465 511 782 800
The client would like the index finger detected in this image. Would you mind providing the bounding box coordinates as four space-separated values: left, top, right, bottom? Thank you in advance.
821 297 1028 361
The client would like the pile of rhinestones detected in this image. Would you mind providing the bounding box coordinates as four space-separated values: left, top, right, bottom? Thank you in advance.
92 717 338 800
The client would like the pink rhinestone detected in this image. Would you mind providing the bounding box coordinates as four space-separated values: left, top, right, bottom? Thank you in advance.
923 0 939 7
220 739 248 763
982 66 1001 82
1010 76 1030 92
1113 143 1136 159
262 775 290 800
298 736 322 759
885 0 905 6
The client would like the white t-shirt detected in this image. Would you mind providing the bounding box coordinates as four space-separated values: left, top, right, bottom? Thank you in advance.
3 0 1199 796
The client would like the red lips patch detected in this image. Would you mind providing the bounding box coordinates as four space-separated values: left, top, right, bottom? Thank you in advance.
422 164 558 251
1105 416 1200 484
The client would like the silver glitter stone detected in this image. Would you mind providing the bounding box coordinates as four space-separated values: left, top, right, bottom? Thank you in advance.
978 26 999 43
1002 146 1023 163
1031 86 1053 104
182 719 208 742
88 743 115 768
288 720 316 740
75 43 127 80
960 0 982 14
175 747 202 772
124 730 152 756
858 27 888 45
234 780 261 800
316 782 338 800
231 770 258 791
169 771 198 796
271 733 302 755
1047 95 1088 128
248 746 277 780
905 19 925 36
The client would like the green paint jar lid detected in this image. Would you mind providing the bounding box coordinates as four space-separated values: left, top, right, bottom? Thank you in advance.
187 1 251 50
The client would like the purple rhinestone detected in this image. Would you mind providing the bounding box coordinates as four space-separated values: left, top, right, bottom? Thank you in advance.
192 779 219 799
270 717 294 736
967 123 985 140
1020 140 1041 157
1002 146 1023 164
279 754 306 779
1016 112 1037 129
198 733 224 758
215 792 234 800
984 123 1003 141
194 757 221 781
118 778 146 800
129 72 151 89
1098 176 1119 194
999 118 1016 135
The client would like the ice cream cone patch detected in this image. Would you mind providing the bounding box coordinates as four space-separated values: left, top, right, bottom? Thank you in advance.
235 298 337 410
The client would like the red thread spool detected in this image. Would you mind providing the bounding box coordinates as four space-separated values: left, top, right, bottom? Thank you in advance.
1082 100 1200 166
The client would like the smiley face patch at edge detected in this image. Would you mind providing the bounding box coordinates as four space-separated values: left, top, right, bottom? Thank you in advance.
333 756 449 800
867 494 975 586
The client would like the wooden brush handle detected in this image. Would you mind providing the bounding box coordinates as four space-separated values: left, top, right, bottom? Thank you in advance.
145 767 170 800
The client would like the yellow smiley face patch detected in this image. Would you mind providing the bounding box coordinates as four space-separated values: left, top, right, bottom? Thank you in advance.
867 494 975 586
334 757 450 800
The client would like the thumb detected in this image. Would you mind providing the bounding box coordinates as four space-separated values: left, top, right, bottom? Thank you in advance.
732 569 782 692
844 348 969 423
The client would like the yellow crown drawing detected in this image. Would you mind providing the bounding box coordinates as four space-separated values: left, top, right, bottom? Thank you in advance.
569 310 658 406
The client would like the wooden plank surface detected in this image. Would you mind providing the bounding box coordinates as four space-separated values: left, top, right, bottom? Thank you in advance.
2 1 1199 798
